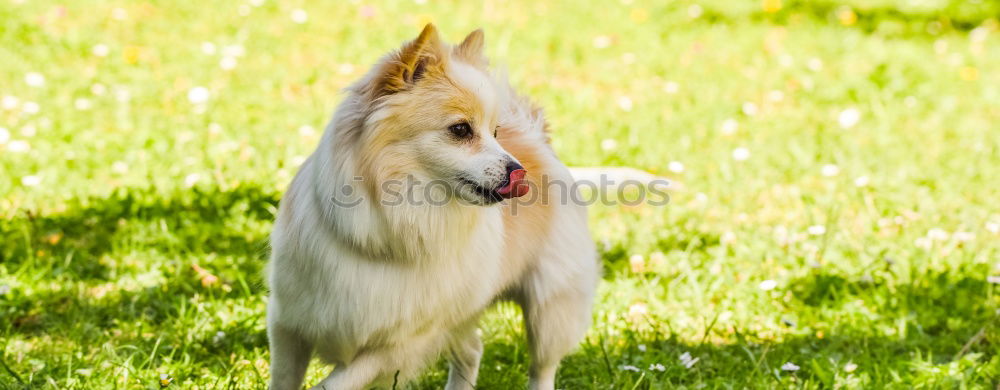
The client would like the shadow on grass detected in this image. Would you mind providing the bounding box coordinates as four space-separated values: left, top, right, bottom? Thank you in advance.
0 185 278 386
0 185 279 279
417 269 998 388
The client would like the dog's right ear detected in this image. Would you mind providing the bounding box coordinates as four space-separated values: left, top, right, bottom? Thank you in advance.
454 28 487 68
372 24 446 97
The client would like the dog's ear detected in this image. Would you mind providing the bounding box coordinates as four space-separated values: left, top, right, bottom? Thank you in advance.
373 24 446 97
454 28 488 68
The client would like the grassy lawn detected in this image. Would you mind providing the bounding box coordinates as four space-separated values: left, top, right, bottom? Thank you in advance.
2 0 1000 388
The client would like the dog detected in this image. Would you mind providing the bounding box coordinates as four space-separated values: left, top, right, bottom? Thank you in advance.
267 24 599 390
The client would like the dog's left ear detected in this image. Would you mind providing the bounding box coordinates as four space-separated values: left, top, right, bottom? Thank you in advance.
454 29 488 68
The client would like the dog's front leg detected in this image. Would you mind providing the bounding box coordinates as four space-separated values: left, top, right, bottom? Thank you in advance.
310 352 385 390
445 323 484 390
268 324 313 390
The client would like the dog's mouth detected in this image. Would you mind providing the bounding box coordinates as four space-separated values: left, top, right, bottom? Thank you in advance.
456 168 529 205
457 177 504 204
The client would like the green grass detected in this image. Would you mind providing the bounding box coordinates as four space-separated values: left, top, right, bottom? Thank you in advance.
2 0 999 388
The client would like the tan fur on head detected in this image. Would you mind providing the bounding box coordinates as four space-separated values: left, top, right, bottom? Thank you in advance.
368 24 447 100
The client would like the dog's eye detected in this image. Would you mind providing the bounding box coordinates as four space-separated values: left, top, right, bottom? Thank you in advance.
448 122 473 139
494 126 499 138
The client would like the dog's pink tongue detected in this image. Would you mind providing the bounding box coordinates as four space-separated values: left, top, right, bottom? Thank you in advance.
497 169 529 199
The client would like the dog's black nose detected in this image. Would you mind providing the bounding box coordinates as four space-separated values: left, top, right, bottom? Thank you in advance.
498 161 524 189
505 161 524 177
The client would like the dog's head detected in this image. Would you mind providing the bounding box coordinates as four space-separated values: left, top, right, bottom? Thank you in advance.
348 24 528 206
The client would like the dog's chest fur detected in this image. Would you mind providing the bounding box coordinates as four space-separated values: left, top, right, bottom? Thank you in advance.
269 182 511 363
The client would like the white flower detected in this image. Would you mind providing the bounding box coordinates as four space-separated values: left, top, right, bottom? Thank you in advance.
184 173 202 188
649 363 665 372
844 362 858 373
838 108 860 129
620 365 640 372
337 63 355 75
986 221 1000 234
637 344 647 352
74 98 92 110
628 302 648 318
21 175 41 187
24 72 45 87
188 87 210 104
220 56 238 70
616 96 633 111
0 127 8 144
720 118 738 135
988 276 1000 284
742 102 758 116
629 254 645 273
693 192 708 205
22 101 40 114
970 26 989 43
732 147 750 161
91 83 107 95
112 161 129 174
7 140 29 152
781 362 800 371
208 123 223 135
807 225 826 235
953 231 975 242
291 8 308 24
768 90 785 102
679 352 699 368
222 45 245 58
20 125 35 137
115 87 131 102
601 138 617 151
687 4 703 18
778 54 794 67
821 164 840 177
298 125 316 137
668 161 684 173
621 52 636 65
111 7 128 20
915 237 932 250
1 95 18 110
663 81 679 94
201 41 217 55
0 285 9 295
758 279 777 291
721 231 737 244
806 58 823 71
854 175 870 187
592 35 612 49
212 331 226 343
927 228 949 241
92 43 110 57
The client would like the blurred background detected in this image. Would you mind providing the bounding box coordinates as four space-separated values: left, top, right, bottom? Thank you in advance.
1 0 998 388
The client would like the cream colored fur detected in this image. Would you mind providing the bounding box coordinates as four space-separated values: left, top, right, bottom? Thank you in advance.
267 25 598 390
